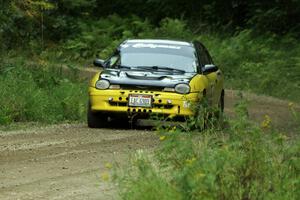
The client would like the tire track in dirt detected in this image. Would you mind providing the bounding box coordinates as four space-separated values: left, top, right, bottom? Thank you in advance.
225 89 299 134
0 124 158 200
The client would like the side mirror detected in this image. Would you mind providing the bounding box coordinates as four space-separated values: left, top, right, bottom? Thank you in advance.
93 59 105 68
202 64 218 74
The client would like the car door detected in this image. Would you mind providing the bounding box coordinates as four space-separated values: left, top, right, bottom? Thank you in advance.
201 45 223 106
205 48 223 105
195 42 216 105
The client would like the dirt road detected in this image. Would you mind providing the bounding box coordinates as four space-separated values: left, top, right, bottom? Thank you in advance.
0 125 157 200
0 90 298 200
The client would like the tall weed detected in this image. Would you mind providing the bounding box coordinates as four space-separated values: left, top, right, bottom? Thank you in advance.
115 104 299 199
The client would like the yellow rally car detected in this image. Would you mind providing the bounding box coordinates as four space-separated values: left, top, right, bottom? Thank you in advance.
88 39 224 128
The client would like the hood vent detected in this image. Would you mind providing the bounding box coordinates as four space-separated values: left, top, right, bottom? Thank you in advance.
120 84 164 91
125 72 171 80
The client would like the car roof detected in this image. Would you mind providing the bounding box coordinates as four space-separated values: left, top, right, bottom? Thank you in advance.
124 39 192 47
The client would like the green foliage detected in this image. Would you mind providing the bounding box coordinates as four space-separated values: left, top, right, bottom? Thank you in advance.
118 152 182 200
1 0 300 51
198 30 300 101
0 56 86 125
63 16 192 59
59 0 97 10
116 107 299 200
63 15 152 59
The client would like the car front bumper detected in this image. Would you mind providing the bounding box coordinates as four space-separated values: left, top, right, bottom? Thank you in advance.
89 87 202 118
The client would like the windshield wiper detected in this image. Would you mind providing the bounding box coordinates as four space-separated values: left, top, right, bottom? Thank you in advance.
141 66 185 73
116 65 132 69
117 66 148 71
116 65 186 73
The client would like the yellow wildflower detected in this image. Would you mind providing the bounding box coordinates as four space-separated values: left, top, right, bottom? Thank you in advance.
100 172 110 181
159 135 166 141
185 157 196 165
105 162 112 169
261 115 271 129
168 126 177 133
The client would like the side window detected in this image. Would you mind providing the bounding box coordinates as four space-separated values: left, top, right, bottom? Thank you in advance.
195 42 210 67
194 43 202 67
106 51 121 68
203 46 214 64
199 45 210 66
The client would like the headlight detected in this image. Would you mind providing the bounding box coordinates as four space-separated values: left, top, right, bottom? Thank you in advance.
175 83 190 94
95 79 110 89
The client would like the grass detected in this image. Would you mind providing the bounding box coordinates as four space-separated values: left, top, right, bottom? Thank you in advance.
0 55 87 125
115 102 300 200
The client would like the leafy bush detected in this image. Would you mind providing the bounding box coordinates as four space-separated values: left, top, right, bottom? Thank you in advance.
0 57 86 125
116 103 299 200
63 16 193 60
63 15 156 59
199 30 300 101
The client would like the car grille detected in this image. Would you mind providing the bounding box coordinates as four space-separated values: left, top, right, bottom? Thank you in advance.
120 85 164 92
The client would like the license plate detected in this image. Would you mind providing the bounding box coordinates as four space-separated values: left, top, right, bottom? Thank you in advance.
128 94 152 107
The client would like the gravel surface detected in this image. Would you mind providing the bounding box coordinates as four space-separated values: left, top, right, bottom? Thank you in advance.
0 124 157 200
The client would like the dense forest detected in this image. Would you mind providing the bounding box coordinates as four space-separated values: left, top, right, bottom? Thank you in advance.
1 0 300 49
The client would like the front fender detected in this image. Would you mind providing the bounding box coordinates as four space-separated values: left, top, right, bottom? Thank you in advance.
89 72 101 88
189 74 209 94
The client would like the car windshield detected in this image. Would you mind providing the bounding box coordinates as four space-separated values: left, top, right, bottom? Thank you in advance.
107 42 198 73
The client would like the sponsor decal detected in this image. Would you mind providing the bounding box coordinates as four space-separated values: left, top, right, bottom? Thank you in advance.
131 43 181 49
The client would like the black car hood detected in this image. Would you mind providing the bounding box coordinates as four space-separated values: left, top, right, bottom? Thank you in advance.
100 69 196 88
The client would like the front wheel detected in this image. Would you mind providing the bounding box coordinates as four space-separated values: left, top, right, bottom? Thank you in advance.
87 102 108 128
219 90 225 113
215 90 225 129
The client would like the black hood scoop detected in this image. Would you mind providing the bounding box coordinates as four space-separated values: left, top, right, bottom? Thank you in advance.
125 72 172 80
100 69 196 88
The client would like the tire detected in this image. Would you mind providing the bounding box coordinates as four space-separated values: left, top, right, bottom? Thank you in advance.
215 90 225 129
87 102 108 128
219 90 225 113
